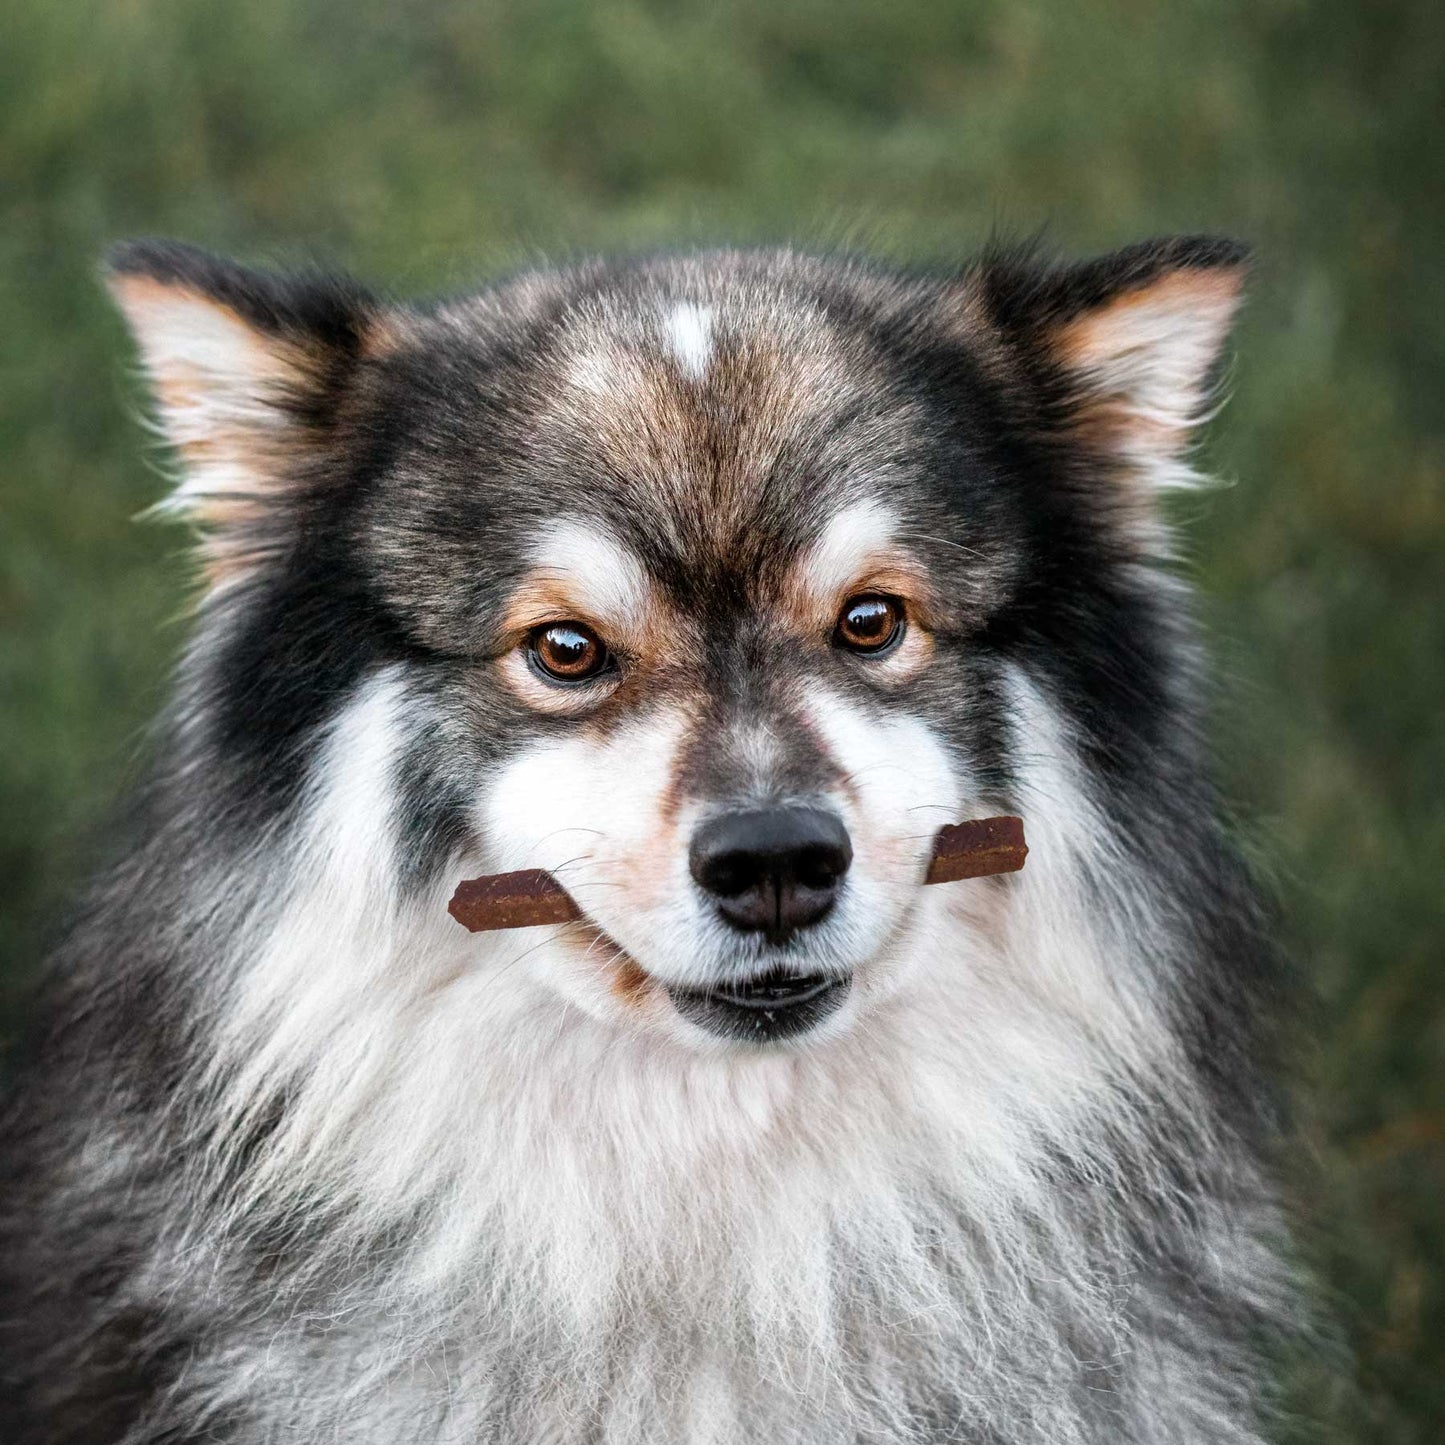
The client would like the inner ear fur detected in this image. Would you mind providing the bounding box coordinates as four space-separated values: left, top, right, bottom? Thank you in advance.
106 239 385 588
980 235 1249 494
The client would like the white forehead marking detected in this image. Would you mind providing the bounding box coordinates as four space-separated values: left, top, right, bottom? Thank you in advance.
797 498 899 600
529 519 650 628
663 302 714 380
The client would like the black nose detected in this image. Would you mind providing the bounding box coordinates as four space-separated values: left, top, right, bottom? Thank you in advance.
689 807 852 941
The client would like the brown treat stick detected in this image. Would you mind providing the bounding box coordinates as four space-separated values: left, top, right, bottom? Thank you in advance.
448 868 584 932
448 815 1026 934
923 814 1028 884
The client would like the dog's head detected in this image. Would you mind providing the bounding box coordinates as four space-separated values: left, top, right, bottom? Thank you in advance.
109 240 1245 1050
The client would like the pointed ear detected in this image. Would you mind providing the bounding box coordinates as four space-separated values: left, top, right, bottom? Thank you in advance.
105 240 384 586
981 236 1249 494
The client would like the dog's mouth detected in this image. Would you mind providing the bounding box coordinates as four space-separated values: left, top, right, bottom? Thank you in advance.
665 968 850 1042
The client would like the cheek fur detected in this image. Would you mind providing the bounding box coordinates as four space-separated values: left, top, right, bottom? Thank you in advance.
480 706 694 924
797 683 963 892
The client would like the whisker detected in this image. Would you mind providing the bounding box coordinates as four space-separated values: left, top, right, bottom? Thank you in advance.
486 931 567 981
919 534 990 562
532 825 606 845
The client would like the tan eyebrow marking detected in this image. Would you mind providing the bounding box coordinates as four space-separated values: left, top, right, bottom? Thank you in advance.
500 521 652 638
795 499 898 600
784 500 939 632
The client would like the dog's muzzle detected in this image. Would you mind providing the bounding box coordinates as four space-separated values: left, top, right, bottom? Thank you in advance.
674 806 853 1040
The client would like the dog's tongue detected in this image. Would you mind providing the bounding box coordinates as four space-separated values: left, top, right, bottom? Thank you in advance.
446 815 1026 934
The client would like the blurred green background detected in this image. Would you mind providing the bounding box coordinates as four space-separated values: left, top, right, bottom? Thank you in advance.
1 0 1440 1437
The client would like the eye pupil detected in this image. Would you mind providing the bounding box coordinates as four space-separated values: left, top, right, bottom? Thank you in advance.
846 601 889 637
835 594 904 654
531 623 607 681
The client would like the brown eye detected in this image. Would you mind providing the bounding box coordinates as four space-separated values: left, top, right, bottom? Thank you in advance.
834 594 905 654
527 622 611 683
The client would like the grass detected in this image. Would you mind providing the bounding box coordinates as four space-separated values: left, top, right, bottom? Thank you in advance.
1 1 1440 1436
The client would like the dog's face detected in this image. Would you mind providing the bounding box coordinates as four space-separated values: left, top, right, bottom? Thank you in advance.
109 240 1245 1050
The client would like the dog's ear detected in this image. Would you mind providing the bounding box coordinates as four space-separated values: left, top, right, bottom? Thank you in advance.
978 235 1249 497
106 240 385 586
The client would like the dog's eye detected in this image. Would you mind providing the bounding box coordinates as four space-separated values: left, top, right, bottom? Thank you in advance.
834 594 905 654
527 622 612 683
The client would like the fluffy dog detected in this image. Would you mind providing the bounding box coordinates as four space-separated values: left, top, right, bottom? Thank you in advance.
0 236 1292 1442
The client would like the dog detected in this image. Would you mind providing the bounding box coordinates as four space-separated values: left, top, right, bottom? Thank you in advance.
0 236 1294 1442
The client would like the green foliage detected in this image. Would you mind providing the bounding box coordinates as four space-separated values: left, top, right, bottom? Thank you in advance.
1 1 1439 1436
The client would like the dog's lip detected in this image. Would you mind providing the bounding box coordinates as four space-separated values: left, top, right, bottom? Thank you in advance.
669 969 843 1011
663 968 852 1041
562 921 851 1036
